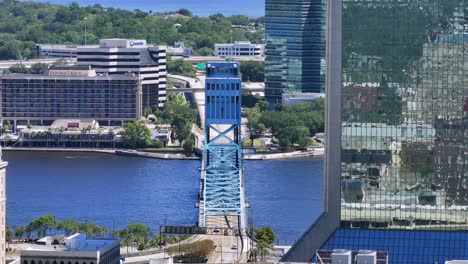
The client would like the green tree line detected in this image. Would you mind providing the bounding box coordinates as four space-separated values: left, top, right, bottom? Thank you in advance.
246 99 325 149
8 215 191 252
0 0 264 60
12 215 108 240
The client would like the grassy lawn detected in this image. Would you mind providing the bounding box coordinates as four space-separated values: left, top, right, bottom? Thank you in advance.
242 138 263 148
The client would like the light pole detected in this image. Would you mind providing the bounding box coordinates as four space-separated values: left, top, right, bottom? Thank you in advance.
84 17 88 45
230 30 233 59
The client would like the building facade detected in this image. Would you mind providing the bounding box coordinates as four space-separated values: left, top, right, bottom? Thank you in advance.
20 233 120 264
0 66 142 128
283 1 468 263
77 39 167 109
0 156 6 264
265 0 326 105
214 41 264 57
167 42 193 57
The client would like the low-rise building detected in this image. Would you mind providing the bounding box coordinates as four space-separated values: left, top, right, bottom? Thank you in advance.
214 41 264 57
167 42 193 57
18 119 124 148
20 233 120 264
0 65 142 130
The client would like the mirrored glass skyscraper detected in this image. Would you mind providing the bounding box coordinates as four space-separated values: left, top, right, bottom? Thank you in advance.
284 0 468 263
265 0 326 105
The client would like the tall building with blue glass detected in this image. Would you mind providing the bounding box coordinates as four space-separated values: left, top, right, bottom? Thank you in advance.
265 0 326 105
283 0 468 263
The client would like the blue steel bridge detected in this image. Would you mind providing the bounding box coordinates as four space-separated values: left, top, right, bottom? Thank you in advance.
198 61 247 230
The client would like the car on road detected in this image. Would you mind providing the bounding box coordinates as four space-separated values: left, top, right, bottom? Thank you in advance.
155 128 170 141
231 244 238 250
213 228 221 234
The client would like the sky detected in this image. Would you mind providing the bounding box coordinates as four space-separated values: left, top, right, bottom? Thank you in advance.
23 0 266 17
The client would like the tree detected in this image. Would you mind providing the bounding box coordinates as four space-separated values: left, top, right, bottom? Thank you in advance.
30 63 49 74
254 226 276 262
8 63 29 74
256 100 269 112
182 135 195 156
53 58 69 66
6 226 13 245
143 107 153 117
173 117 192 146
122 121 151 148
114 223 152 251
277 125 311 149
240 61 264 82
156 94 197 146
127 223 152 241
167 56 196 78
178 8 192 17
229 15 250 26
194 47 213 56
15 225 26 240
57 219 80 236
28 215 57 238
114 228 132 251
79 222 108 238
0 2 266 60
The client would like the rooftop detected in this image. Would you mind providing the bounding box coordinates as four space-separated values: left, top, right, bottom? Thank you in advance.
21 233 118 254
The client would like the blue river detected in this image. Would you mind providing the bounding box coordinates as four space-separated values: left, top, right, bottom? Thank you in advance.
4 151 323 244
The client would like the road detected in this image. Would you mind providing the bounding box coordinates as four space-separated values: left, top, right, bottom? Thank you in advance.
0 58 76 69
182 56 264 63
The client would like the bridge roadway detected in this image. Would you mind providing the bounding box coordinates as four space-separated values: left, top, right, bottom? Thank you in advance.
168 74 265 93
169 74 247 230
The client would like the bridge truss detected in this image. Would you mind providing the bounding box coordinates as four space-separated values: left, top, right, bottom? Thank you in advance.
201 61 246 229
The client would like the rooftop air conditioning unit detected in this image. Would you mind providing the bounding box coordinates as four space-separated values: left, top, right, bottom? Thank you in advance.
356 250 377 264
331 249 352 264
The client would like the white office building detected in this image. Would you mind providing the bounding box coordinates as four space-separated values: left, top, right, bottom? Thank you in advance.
77 39 167 109
214 41 265 57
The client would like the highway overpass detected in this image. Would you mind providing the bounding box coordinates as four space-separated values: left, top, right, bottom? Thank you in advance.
181 56 264 63
0 58 76 69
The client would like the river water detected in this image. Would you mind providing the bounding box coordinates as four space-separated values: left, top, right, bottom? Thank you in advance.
4 151 323 244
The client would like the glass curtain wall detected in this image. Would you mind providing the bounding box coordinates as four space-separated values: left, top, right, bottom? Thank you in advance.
331 0 468 262
265 0 326 105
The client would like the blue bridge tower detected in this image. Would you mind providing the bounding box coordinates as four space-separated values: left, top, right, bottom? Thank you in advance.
201 61 246 229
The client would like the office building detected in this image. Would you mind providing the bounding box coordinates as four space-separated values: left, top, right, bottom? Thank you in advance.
20 233 120 264
77 39 167 109
0 65 142 129
0 152 6 264
265 0 326 105
214 41 264 57
283 1 468 263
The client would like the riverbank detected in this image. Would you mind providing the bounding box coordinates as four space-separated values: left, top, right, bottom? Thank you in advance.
3 147 198 160
3 147 324 160
244 148 324 160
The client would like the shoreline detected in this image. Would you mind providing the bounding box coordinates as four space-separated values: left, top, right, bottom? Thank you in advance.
3 147 324 160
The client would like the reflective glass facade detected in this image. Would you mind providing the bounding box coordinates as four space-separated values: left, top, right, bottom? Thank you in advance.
265 0 326 105
331 0 468 263
284 1 468 263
